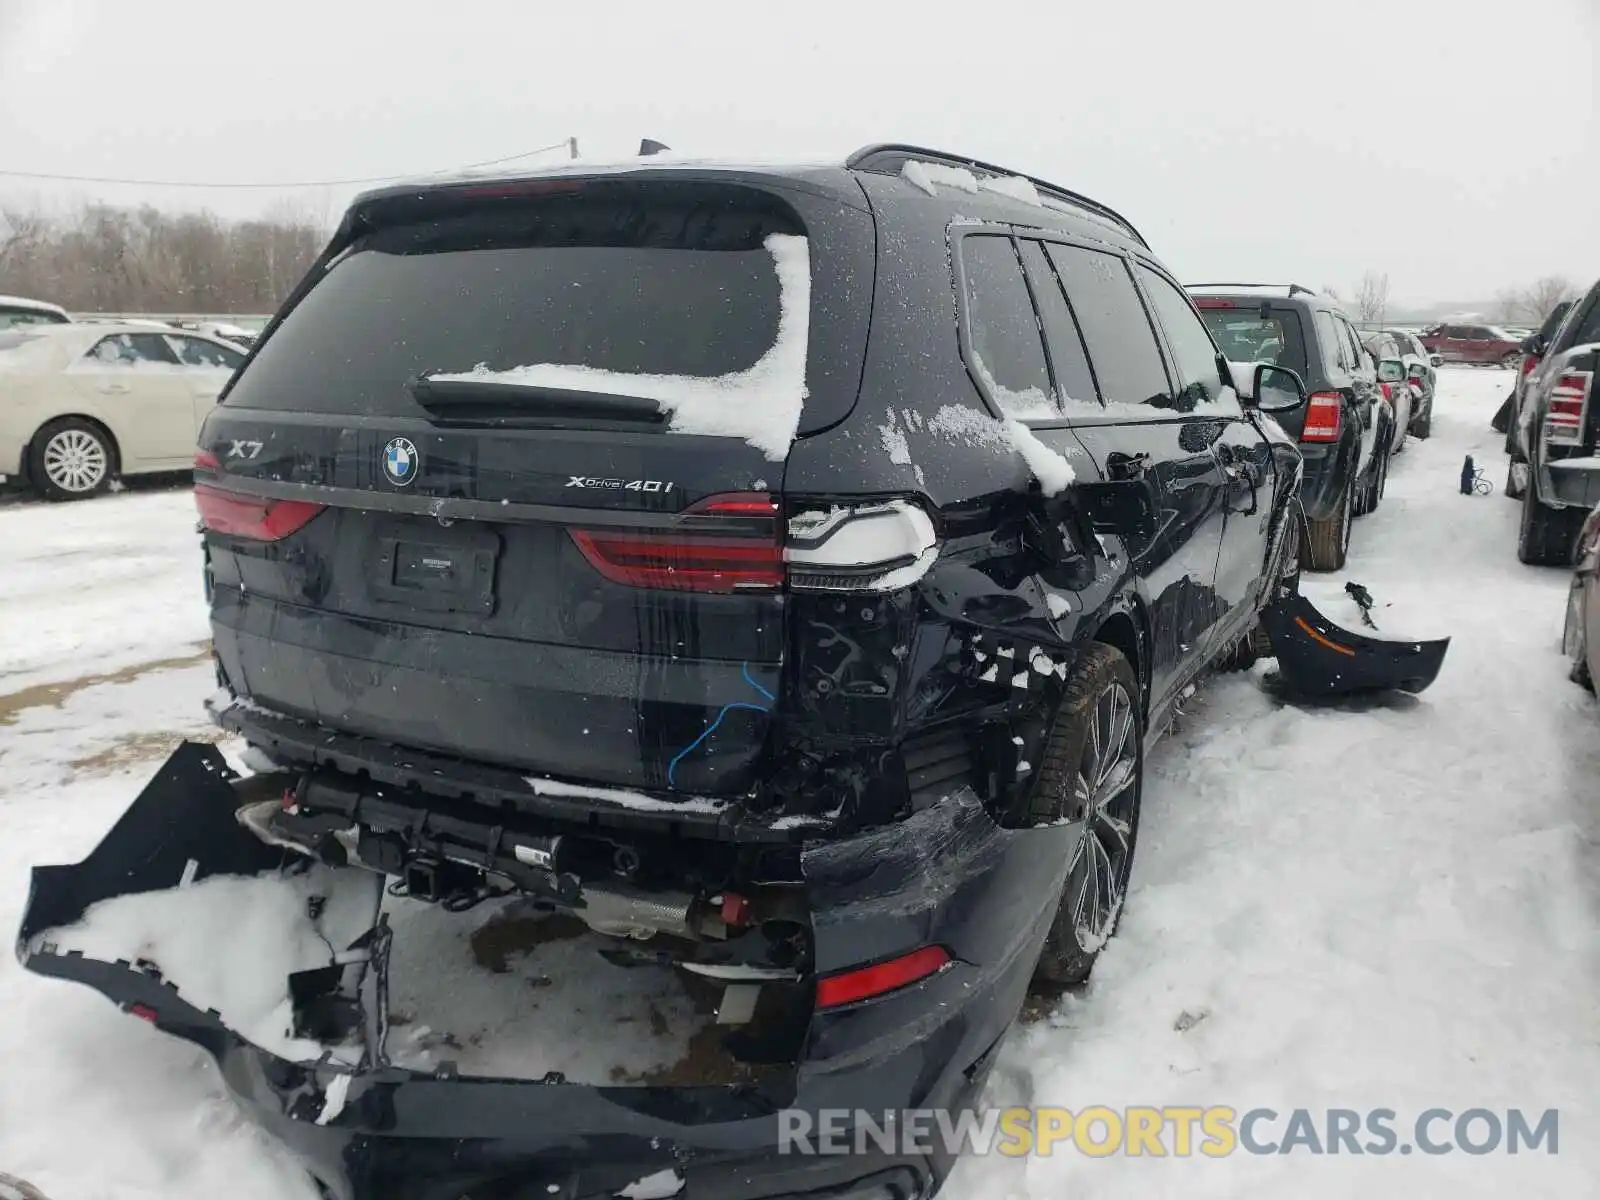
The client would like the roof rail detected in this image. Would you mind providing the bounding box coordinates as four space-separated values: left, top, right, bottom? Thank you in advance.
1185 282 1319 298
846 143 1148 248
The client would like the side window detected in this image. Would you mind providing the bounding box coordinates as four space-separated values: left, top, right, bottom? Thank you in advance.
86 333 179 366
958 234 1055 417
1044 243 1169 408
168 335 244 370
1339 319 1369 372
1134 264 1235 412
1315 311 1349 371
1016 240 1101 409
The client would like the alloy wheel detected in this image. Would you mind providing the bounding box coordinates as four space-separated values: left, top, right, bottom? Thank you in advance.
42 429 108 494
1063 679 1139 953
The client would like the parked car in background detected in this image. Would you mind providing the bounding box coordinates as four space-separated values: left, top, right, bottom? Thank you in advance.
0 295 71 330
1419 322 1523 366
1371 328 1437 438
1498 300 1575 448
1363 331 1414 452
0 323 245 500
1507 276 1600 563
1564 503 1600 691
1192 284 1391 569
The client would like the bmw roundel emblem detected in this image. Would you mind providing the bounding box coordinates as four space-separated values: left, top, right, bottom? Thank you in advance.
382 436 419 487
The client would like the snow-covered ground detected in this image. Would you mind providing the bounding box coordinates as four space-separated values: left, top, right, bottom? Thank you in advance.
1 368 1596 1198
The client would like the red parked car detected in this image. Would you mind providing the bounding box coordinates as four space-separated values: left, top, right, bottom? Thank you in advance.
1419 322 1523 366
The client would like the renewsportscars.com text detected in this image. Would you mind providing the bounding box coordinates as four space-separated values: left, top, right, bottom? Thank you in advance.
778 1106 1559 1158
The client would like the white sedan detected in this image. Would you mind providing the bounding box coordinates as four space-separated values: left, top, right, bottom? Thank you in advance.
0 323 247 500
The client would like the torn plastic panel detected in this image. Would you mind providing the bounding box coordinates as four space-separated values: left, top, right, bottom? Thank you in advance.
16 744 1076 1200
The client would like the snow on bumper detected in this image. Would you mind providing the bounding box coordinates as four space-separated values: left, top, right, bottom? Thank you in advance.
15 743 1078 1200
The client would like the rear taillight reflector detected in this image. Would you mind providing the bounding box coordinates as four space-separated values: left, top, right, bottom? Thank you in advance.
570 530 783 593
815 945 952 1009
1522 355 1540 376
1379 381 1394 403
194 449 220 471
195 484 326 541
1300 392 1344 442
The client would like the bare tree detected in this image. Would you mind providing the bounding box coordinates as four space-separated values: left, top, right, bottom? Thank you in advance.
1523 276 1577 325
0 199 328 313
1354 271 1390 324
1491 288 1526 325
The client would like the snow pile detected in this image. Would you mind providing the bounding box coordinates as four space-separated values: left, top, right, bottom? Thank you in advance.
424 234 809 461
1006 421 1075 494
878 420 912 466
973 354 1058 419
36 866 380 1065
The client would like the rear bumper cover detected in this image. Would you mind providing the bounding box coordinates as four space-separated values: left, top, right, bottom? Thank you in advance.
1543 458 1600 509
16 743 1076 1200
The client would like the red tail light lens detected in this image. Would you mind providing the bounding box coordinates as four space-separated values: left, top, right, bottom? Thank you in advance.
195 484 326 541
1522 355 1539 376
570 492 782 594
815 945 952 1009
1379 381 1394 403
1194 298 1235 309
194 449 220 471
1301 392 1344 442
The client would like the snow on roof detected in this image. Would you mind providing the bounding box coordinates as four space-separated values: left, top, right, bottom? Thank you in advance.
900 160 1044 209
0 294 69 319
423 233 810 461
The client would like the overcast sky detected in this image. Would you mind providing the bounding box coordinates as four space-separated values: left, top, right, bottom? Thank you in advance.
1 0 1596 306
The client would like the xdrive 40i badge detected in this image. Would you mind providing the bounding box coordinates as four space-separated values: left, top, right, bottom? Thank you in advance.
565 475 676 493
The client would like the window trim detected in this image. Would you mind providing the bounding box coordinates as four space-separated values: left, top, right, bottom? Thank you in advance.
951 227 1059 423
1015 237 1106 412
1031 237 1176 425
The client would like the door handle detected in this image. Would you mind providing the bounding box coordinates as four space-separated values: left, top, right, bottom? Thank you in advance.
1105 451 1150 481
99 382 131 394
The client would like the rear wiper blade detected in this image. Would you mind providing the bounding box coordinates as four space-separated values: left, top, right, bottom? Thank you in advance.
406 376 667 424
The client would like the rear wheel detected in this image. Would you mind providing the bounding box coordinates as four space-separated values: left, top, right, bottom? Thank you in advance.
30 418 115 501
1500 350 1522 368
1303 484 1352 572
1029 644 1142 988
1517 482 1584 566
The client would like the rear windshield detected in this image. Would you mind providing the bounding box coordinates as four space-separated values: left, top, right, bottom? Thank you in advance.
1198 305 1308 376
1562 294 1600 348
225 191 799 421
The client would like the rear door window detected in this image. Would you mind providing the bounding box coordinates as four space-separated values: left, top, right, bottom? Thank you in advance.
86 333 179 366
1563 294 1600 347
958 234 1055 417
1135 265 1237 412
1044 243 1169 408
225 197 795 420
1016 240 1101 409
166 335 244 370
1316 311 1350 372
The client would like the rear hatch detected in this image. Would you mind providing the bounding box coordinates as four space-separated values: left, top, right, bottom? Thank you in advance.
198 174 870 797
1194 296 1313 439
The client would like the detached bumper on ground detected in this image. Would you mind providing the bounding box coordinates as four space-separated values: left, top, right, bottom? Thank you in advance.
15 744 1075 1200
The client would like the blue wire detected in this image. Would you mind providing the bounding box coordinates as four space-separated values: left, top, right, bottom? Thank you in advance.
741 662 777 703
666 702 770 789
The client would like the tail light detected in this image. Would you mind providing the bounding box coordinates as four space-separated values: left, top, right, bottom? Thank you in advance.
1545 372 1592 447
1301 392 1344 442
570 493 784 594
194 484 326 541
815 945 952 1009
1379 381 1394 405
1522 355 1540 377
571 496 940 596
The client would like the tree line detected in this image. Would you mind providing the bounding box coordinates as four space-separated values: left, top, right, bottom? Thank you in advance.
0 200 327 314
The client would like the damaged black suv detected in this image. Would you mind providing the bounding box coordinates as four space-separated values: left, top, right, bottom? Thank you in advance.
22 147 1315 1200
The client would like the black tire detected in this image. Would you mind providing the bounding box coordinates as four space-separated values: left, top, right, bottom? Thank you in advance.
1500 350 1522 369
29 417 116 501
1411 408 1432 440
1517 483 1584 566
1304 484 1352 572
1028 643 1142 988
